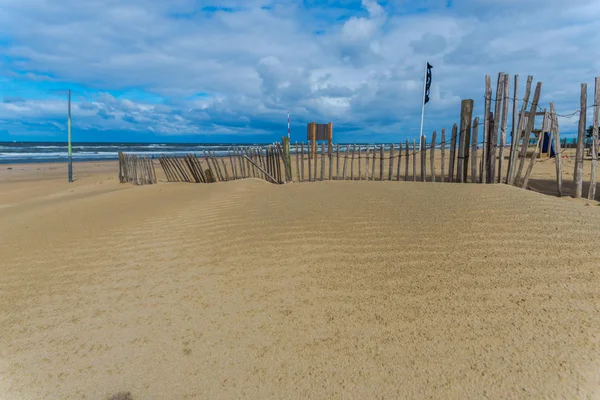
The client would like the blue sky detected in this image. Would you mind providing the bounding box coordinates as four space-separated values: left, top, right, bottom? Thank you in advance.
0 0 599 143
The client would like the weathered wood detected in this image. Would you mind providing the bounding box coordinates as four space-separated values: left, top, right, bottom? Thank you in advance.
522 110 548 189
358 147 362 180
351 144 356 180
300 142 305 182
193 154 206 183
430 131 436 182
458 99 474 182
307 142 312 182
336 144 340 180
412 140 417 182
294 142 299 182
220 157 230 181
575 83 587 198
405 140 409 181
379 144 384 181
420 136 427 182
320 142 325 181
589 77 600 200
313 141 318 182
396 143 402 181
506 75 523 184
440 128 446 182
449 124 458 182
174 155 191 182
498 73 510 183
184 155 200 183
489 73 504 183
212 151 224 181
516 82 542 185
365 146 370 180
328 141 333 181
482 75 492 183
471 118 479 183
243 155 277 183
277 144 285 183
371 145 376 181
342 145 349 180
550 102 563 197
388 144 394 181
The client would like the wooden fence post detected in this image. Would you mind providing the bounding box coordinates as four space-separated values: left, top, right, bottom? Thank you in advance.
522 110 548 189
441 128 446 182
449 124 458 182
307 141 312 182
412 140 417 182
321 142 325 181
575 83 587 198
405 139 409 181
507 75 527 185
365 146 370 180
489 73 504 183
588 78 600 200
336 144 340 180
342 145 349 180
420 136 427 181
351 144 356 180
396 143 402 181
498 73 510 183
550 102 563 197
482 76 491 183
471 117 479 183
358 146 362 180
388 144 394 181
371 145 376 181
379 144 384 181
430 131 436 182
313 142 318 182
458 99 474 183
516 82 542 185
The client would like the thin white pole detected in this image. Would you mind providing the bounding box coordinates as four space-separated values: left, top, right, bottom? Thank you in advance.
68 89 72 183
419 61 428 139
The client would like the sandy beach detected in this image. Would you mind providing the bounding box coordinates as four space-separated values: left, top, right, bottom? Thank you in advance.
1 159 600 399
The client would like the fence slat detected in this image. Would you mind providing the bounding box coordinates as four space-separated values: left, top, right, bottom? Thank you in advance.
430 131 437 182
449 124 458 182
371 145 376 181
421 136 427 182
388 144 394 181
396 143 402 181
590 78 599 200
328 142 333 181
405 140 409 181
412 140 417 182
471 118 479 183
516 82 542 185
301 142 305 182
575 83 587 198
336 144 340 180
358 147 362 181
522 109 548 189
351 144 356 180
550 103 563 197
440 128 446 182
365 146 370 180
313 141 318 182
342 145 349 180
320 142 325 181
308 142 312 182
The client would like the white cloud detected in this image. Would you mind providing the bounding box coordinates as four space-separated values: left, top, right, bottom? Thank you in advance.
0 0 599 140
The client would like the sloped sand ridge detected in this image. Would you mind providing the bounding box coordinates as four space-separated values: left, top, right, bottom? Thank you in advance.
1 179 600 399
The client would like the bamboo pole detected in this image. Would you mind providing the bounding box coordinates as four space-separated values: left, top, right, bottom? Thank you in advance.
550 102 563 197
575 83 587 198
440 128 446 182
589 78 599 200
522 110 548 189
482 76 491 183
498 73 510 183
516 82 542 185
430 131 436 182
471 118 479 183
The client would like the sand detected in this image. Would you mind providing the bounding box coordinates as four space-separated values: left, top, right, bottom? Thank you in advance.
1 160 600 399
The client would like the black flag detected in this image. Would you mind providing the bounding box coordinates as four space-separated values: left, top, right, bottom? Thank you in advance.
424 62 433 105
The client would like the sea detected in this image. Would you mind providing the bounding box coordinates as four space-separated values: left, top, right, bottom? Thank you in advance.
0 141 404 164
0 142 270 164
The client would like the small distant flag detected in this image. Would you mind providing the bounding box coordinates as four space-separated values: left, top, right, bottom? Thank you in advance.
424 62 433 105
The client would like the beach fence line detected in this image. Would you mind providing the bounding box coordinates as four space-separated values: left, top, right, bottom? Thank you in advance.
118 152 156 185
148 143 288 184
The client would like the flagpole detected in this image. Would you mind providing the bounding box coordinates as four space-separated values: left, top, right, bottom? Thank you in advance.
419 61 428 140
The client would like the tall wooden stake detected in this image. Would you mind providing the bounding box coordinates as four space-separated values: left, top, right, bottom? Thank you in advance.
471 117 479 183
516 82 542 185
482 76 491 184
575 83 587 199
550 102 563 197
498 73 510 183
588 77 599 200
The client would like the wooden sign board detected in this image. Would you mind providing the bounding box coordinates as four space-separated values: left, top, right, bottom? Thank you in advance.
307 123 331 141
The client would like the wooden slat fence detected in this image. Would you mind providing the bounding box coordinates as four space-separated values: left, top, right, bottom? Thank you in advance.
118 152 157 185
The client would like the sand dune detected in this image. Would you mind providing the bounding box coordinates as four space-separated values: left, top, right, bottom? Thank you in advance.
1 173 600 399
